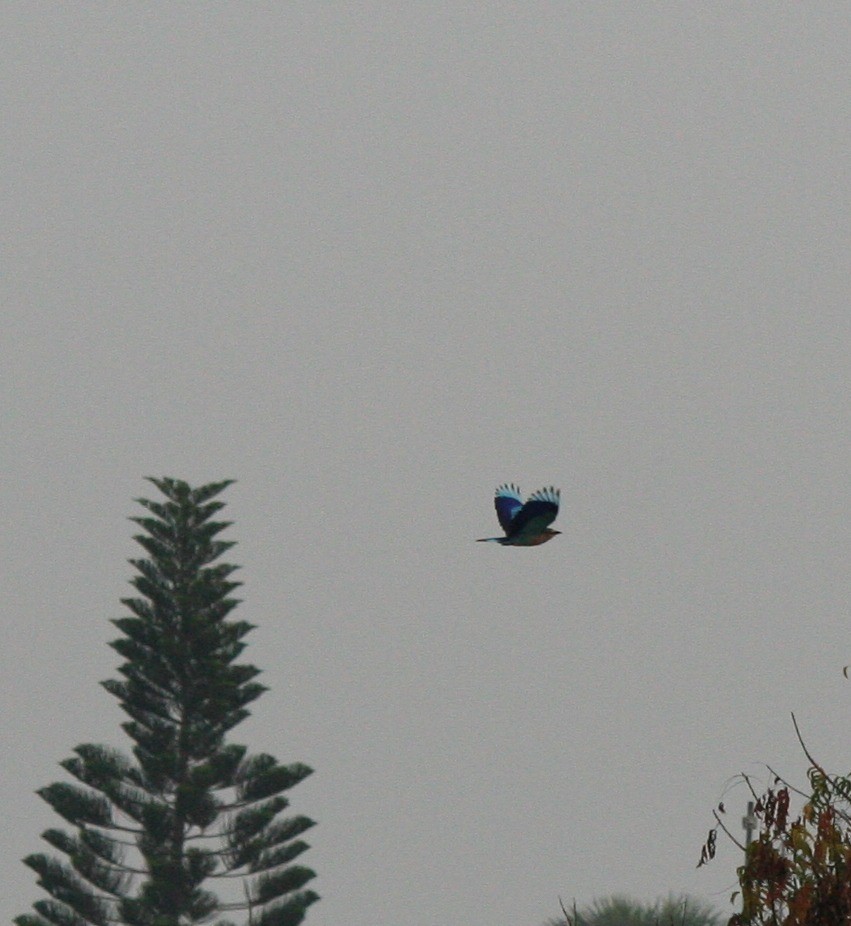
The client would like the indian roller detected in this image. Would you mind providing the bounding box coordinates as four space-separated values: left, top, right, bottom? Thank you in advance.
477 483 561 546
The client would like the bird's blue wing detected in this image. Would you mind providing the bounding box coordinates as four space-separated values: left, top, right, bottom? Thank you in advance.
494 484 524 533
507 486 560 538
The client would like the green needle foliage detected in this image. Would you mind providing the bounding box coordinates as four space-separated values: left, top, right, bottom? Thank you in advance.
550 894 722 926
17 477 318 926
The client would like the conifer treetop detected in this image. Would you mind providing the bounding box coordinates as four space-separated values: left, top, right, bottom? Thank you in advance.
17 478 318 926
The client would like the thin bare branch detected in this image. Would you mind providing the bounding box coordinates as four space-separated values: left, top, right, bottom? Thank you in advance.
791 711 828 778
712 807 746 852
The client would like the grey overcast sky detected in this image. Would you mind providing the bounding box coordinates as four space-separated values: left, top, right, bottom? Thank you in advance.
4 5 851 925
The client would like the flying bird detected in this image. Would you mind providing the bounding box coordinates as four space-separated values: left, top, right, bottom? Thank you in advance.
477 483 561 546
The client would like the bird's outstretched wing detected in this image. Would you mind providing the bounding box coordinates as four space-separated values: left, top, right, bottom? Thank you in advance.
507 486 560 539
494 483 524 533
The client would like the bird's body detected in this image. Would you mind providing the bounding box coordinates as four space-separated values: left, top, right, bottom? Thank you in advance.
477 483 561 546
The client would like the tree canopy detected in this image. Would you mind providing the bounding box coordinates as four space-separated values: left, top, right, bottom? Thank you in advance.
17 477 318 926
700 718 851 926
551 893 722 926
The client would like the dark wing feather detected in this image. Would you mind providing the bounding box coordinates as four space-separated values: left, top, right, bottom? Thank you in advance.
507 486 560 538
493 484 524 533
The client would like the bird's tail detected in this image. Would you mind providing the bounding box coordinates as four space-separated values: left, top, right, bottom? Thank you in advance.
476 537 504 543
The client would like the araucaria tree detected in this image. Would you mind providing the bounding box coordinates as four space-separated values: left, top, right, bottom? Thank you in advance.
17 478 318 926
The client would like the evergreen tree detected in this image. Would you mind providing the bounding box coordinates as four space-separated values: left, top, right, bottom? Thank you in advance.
550 893 722 926
17 477 318 926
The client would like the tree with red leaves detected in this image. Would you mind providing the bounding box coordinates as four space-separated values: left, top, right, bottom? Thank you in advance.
700 715 851 925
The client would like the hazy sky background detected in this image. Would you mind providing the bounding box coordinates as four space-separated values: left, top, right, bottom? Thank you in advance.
4 5 851 925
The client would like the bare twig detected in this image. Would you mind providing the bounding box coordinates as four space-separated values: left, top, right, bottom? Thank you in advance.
791 712 828 778
712 807 746 852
